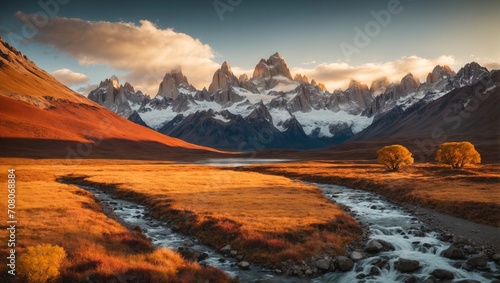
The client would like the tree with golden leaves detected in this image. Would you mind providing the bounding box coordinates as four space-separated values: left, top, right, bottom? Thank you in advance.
18 244 66 283
436 141 481 169
377 145 414 171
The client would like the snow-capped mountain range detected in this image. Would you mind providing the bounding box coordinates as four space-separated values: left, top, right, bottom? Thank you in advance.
88 52 491 150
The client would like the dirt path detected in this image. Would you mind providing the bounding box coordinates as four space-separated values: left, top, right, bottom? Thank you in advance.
403 204 499 251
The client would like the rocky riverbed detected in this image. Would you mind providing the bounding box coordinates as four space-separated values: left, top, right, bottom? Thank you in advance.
62 179 499 282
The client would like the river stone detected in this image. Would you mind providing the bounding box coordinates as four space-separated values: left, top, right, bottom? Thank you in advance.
365 240 383 253
220 245 231 253
395 258 420 273
178 247 208 262
463 245 475 254
237 261 250 270
443 246 465 259
455 280 481 283
452 235 467 244
315 259 330 271
370 266 380 275
377 239 395 251
466 253 488 267
337 256 354 271
492 253 500 262
431 268 454 280
349 251 363 261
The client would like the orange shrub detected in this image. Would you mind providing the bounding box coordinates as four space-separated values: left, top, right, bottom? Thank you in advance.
436 141 481 168
376 144 414 171
18 244 66 283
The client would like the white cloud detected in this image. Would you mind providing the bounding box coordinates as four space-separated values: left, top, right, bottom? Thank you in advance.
51 68 89 86
292 55 457 91
76 84 98 96
483 62 500 70
16 12 219 95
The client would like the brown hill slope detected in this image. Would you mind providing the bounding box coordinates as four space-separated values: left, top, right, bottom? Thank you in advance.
0 38 225 160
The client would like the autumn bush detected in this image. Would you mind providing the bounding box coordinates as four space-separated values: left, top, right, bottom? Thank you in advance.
18 244 66 283
436 141 481 169
376 144 414 171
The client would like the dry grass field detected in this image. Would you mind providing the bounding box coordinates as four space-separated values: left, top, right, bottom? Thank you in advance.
0 158 360 282
0 159 238 283
241 161 500 227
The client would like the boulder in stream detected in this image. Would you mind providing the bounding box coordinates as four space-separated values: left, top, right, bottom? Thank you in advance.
431 268 454 280
315 259 330 271
365 240 383 253
336 256 354 271
395 258 420 273
466 253 488 268
443 246 466 259
178 247 208 262
237 261 250 270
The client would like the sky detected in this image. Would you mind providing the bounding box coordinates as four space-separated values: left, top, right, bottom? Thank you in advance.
0 0 499 96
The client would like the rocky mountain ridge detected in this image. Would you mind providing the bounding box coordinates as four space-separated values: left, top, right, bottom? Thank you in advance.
88 52 492 150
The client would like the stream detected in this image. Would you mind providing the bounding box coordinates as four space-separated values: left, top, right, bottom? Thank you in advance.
68 182 497 283
313 183 498 283
72 184 297 283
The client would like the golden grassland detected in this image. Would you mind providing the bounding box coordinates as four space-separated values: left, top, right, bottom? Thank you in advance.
0 159 237 283
241 161 500 227
0 158 360 282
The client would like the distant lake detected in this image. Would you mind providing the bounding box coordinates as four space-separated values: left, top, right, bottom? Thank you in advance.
195 158 294 167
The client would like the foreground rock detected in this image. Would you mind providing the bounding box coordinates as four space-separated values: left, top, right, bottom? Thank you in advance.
237 261 250 270
395 258 420 273
443 245 466 259
365 239 384 253
466 253 488 268
336 256 354 271
431 268 454 280
178 247 208 262
315 259 330 271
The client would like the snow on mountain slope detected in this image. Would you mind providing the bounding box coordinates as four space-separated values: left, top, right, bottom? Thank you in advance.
88 52 492 150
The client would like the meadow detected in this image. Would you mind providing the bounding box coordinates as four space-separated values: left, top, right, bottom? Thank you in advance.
0 158 360 282
242 161 500 226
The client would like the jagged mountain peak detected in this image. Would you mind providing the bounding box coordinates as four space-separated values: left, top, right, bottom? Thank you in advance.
123 82 135 93
221 61 232 73
317 83 327 91
98 75 121 90
272 51 283 59
110 75 120 89
208 61 239 93
253 52 293 80
426 65 456 84
294 73 310 84
370 77 390 93
347 79 369 92
239 73 249 82
156 68 193 99
453 61 489 87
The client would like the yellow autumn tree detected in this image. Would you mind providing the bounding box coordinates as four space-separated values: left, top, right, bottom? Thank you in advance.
436 141 481 169
377 144 414 171
18 244 66 283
